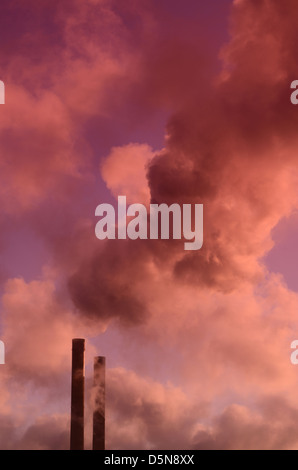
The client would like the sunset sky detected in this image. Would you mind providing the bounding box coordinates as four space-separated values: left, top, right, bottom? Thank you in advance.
1 0 298 450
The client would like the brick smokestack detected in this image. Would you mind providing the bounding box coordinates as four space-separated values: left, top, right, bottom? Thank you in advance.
70 338 85 450
92 356 106 450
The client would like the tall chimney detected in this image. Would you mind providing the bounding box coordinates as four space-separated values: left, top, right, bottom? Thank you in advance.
70 338 85 450
92 356 106 450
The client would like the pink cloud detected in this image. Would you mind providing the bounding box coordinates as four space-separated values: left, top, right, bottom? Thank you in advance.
2 0 298 451
101 143 157 206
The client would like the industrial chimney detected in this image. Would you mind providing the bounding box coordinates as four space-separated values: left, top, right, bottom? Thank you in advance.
70 338 85 450
92 356 106 450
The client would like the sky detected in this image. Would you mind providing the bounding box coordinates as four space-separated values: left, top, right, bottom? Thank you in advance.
2 0 298 450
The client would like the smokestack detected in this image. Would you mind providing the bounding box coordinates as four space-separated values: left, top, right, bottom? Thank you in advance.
92 356 106 450
70 338 85 450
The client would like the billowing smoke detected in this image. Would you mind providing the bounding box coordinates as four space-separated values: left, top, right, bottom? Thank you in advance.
1 0 298 450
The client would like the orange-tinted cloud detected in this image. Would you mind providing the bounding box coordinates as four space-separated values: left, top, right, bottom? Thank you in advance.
2 0 298 451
